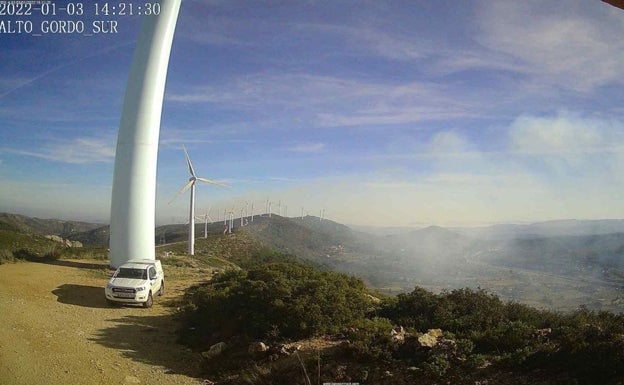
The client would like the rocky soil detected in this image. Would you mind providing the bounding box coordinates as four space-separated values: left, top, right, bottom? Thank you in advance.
0 259 211 385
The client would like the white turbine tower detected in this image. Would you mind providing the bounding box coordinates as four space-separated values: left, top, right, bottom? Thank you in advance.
109 0 181 268
200 206 213 238
174 146 226 256
228 210 234 233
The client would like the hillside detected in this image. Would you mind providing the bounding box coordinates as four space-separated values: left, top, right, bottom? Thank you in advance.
0 212 102 237
0 229 61 263
454 219 624 239
3 212 624 312
68 225 110 246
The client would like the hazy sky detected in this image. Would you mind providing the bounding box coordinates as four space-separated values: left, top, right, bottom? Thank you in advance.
1 0 623 227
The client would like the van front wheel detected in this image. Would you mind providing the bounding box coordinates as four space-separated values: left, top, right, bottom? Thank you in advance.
143 292 153 308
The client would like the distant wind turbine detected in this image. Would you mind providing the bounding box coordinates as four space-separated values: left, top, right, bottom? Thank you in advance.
173 146 227 255
200 206 213 238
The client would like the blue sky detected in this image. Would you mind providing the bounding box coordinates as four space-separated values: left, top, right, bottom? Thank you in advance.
1 0 624 227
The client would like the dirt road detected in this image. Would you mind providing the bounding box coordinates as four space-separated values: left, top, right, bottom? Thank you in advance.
0 259 210 385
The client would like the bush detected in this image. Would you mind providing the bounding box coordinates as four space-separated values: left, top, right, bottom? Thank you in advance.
380 287 507 339
43 249 61 261
379 286 624 384
0 248 15 264
179 261 373 346
423 352 450 377
342 317 396 362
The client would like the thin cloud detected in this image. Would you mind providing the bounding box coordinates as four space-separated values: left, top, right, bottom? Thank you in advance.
3 137 116 164
508 112 624 157
287 143 325 153
167 74 485 127
0 41 135 101
475 0 624 92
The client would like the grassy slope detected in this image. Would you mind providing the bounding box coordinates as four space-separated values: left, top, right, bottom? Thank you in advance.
0 212 102 236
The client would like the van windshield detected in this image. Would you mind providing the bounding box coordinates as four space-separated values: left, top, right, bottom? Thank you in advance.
116 268 147 280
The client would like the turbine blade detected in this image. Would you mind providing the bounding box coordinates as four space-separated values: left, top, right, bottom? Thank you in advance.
179 179 194 195
196 177 229 187
183 145 196 177
168 180 194 204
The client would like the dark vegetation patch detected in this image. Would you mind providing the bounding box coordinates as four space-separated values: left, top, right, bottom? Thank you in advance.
178 252 624 385
179 251 372 347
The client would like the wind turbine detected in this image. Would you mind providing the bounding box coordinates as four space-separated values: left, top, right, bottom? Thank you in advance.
174 146 227 255
200 205 213 238
228 209 234 233
109 0 181 268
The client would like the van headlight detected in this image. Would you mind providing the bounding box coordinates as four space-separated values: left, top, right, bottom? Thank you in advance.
136 286 146 292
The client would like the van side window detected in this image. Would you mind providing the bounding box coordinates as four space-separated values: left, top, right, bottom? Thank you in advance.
149 266 156 279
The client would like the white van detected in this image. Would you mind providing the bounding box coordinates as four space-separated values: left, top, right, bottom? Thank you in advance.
104 259 164 308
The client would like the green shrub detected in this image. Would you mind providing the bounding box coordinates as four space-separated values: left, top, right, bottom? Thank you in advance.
179 261 371 346
178 269 624 385
0 248 15 264
423 352 450 377
341 317 396 362
13 248 38 261
43 249 61 261
380 287 507 338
